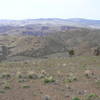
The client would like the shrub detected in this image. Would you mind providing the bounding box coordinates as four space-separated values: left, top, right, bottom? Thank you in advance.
16 72 23 78
18 79 28 83
0 73 11 79
22 85 30 88
28 71 38 79
16 72 27 79
64 74 77 83
3 82 11 90
72 97 81 100
95 80 100 88
86 93 99 100
44 76 55 83
93 47 100 56
0 90 5 94
68 49 75 57
4 85 11 90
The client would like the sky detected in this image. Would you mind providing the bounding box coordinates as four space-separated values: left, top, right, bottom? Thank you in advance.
0 0 100 20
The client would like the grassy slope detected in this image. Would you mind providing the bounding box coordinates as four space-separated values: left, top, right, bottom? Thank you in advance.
0 27 100 58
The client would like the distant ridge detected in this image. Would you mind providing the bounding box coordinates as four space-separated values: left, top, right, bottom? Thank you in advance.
0 18 100 28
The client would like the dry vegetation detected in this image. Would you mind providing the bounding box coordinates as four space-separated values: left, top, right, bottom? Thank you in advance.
0 56 100 100
0 27 100 59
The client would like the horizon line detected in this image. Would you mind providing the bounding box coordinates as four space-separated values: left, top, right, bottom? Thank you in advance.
0 18 100 21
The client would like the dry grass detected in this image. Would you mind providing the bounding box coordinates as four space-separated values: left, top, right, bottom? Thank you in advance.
0 56 100 100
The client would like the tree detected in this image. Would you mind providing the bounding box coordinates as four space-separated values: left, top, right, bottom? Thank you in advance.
68 49 75 57
94 47 100 56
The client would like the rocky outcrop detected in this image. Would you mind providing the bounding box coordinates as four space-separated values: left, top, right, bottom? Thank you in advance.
0 45 8 61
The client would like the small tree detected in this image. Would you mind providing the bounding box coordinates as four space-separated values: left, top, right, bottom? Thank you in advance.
94 47 100 56
68 49 75 57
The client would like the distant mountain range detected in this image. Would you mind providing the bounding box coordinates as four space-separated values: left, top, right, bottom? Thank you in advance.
0 18 100 28
0 18 100 35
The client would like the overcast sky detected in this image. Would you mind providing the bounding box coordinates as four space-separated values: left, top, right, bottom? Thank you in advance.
0 0 99 20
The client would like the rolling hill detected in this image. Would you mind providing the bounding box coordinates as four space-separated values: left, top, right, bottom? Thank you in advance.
0 18 100 60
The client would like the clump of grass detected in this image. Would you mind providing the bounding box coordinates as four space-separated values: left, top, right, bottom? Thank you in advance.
95 80 100 88
72 97 81 100
80 65 87 70
16 71 27 79
4 86 11 90
27 71 38 79
39 70 49 79
64 73 77 83
44 76 55 83
3 84 11 90
16 72 23 78
0 90 5 94
0 73 11 79
18 79 28 83
22 84 30 88
86 93 99 100
3 82 11 90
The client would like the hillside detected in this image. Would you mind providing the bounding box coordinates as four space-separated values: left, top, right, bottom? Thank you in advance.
0 27 99 61
0 18 99 61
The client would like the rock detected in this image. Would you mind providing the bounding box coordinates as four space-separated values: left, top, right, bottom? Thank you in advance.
65 95 70 98
43 95 51 100
62 63 66 67
84 70 94 78
78 90 86 95
41 70 47 75
66 85 71 89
